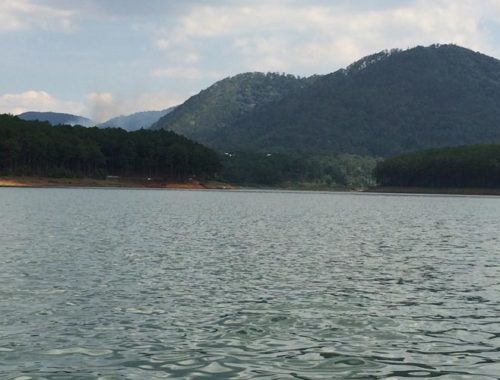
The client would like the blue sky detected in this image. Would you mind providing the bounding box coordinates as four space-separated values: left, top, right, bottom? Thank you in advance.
1 0 500 121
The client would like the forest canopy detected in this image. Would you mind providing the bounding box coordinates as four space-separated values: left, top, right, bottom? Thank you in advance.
374 144 500 188
0 114 221 179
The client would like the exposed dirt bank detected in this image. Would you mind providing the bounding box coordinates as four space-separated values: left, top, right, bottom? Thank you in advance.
0 177 235 190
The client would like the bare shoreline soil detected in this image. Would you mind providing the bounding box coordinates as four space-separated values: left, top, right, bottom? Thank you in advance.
0 177 234 190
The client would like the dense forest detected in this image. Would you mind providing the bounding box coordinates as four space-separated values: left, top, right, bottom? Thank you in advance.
151 72 314 140
221 152 377 188
374 144 500 187
0 114 377 187
0 114 221 179
153 44 500 156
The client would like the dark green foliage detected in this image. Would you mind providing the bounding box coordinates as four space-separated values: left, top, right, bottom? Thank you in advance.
221 152 313 186
151 72 312 144
153 45 500 157
221 152 377 188
374 145 500 187
0 114 221 179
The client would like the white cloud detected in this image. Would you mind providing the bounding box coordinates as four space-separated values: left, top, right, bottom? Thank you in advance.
150 0 500 74
152 67 203 79
0 90 83 115
0 90 182 123
85 92 115 122
0 0 76 32
151 66 222 80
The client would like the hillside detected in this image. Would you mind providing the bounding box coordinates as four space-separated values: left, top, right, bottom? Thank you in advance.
151 72 312 142
18 111 94 127
98 107 175 131
153 44 500 157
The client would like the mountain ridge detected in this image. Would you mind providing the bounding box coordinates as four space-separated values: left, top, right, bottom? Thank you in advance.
18 111 94 127
98 108 175 131
152 44 500 156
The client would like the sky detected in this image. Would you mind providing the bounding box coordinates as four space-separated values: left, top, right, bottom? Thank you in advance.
1 0 500 122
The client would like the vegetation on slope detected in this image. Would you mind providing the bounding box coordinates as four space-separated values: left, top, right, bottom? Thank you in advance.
0 114 220 179
153 44 500 157
151 72 313 144
221 45 500 156
374 144 500 188
221 152 378 188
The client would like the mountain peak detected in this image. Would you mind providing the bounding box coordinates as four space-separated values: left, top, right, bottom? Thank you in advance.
344 48 402 74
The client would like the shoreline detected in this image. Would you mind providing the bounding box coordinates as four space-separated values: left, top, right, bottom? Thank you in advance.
365 186 500 196
1 177 499 196
0 177 234 190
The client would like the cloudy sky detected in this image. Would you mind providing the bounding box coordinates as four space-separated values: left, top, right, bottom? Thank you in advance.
1 0 500 121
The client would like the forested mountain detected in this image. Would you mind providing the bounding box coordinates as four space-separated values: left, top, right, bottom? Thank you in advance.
151 72 313 142
375 144 500 187
152 44 500 157
98 107 175 131
18 112 94 127
0 114 220 179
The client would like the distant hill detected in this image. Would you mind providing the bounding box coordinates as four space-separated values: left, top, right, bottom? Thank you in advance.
152 44 500 157
151 72 314 141
98 107 175 131
18 111 94 127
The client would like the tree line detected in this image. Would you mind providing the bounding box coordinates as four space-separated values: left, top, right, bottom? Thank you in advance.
0 114 221 179
221 152 377 188
0 113 379 187
374 144 500 188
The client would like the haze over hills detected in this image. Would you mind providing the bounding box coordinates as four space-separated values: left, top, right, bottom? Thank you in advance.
152 44 500 157
18 112 95 127
98 108 175 131
17 108 175 131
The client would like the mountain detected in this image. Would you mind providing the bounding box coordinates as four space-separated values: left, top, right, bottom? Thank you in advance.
98 107 175 131
18 112 94 127
151 72 313 142
152 44 500 157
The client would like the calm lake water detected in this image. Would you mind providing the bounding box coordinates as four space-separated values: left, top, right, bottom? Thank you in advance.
0 188 499 379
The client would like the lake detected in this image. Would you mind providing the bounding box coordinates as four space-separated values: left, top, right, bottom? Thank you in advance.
0 188 499 379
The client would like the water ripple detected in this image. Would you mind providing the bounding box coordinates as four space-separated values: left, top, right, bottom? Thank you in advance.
0 188 499 379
